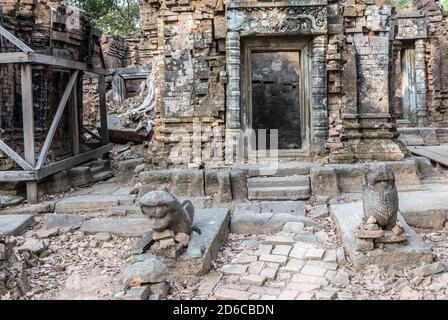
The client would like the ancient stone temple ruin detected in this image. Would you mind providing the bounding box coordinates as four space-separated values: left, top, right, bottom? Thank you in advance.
133 0 448 167
1 0 448 302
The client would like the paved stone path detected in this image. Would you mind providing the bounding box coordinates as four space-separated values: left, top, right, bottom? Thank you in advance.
212 234 353 300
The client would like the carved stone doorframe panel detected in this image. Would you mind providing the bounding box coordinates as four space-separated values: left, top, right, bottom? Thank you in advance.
225 1 328 157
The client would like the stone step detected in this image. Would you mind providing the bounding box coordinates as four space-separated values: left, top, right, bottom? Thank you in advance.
248 175 309 188
248 186 310 201
55 195 135 213
0 214 35 236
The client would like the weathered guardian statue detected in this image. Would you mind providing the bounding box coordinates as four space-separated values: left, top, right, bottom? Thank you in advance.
139 187 194 235
362 163 399 229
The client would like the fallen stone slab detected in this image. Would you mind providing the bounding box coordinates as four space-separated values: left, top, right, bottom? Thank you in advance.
330 201 433 270
0 201 55 215
55 195 135 212
0 214 35 236
399 191 448 229
413 262 446 277
231 213 320 234
80 217 152 237
0 195 24 208
43 214 86 230
179 208 231 275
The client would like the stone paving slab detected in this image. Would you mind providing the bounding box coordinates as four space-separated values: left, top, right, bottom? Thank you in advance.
330 201 433 270
43 213 86 230
55 195 135 212
399 191 448 229
80 218 152 237
0 214 34 236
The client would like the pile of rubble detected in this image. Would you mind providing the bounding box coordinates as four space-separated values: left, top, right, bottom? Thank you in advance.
0 235 33 299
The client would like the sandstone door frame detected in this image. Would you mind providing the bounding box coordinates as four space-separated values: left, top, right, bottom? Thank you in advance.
240 36 312 152
225 2 328 158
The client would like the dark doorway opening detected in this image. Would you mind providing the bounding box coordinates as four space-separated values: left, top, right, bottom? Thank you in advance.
251 51 301 150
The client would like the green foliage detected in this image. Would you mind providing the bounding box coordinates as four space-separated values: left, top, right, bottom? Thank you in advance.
69 0 140 36
391 0 413 9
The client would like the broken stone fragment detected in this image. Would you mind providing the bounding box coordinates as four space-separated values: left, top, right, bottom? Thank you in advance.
413 262 446 277
122 254 168 286
392 223 404 235
375 230 406 243
366 216 377 224
153 229 175 241
353 229 384 239
18 239 48 255
356 238 374 252
174 232 190 247
148 281 170 297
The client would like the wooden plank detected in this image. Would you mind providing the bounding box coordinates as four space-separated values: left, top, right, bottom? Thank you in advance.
69 76 80 155
98 75 109 145
0 139 34 170
36 70 79 169
21 63 38 203
37 144 113 180
0 52 30 64
0 170 36 182
0 25 34 52
30 53 108 75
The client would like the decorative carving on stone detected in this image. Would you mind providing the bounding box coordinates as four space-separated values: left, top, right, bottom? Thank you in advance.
227 4 327 36
140 187 194 235
354 164 406 251
396 16 427 40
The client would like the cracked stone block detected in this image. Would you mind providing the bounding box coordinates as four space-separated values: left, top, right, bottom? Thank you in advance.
221 264 248 275
215 288 251 300
255 244 272 256
260 201 306 215
43 214 86 230
292 273 328 286
81 218 152 237
300 265 327 277
323 249 337 263
277 290 297 300
285 259 305 273
0 214 35 236
289 246 308 260
304 248 325 260
413 262 446 277
272 245 292 256
231 253 258 264
287 282 322 293
265 236 295 245
123 286 150 300
260 267 278 280
316 290 336 300
248 261 265 275
240 274 267 286
259 254 288 265
307 260 339 271
197 272 223 295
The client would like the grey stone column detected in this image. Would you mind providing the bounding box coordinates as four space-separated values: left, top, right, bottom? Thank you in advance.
311 35 328 156
226 31 241 130
415 39 428 126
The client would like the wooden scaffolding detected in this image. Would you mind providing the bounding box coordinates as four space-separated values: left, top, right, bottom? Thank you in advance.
0 25 111 203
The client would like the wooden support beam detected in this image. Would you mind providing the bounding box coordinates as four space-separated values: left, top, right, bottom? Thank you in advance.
21 63 38 203
98 75 109 146
69 76 80 156
0 52 30 64
0 25 34 53
0 170 36 182
0 139 34 170
36 70 79 169
31 53 108 75
37 144 113 180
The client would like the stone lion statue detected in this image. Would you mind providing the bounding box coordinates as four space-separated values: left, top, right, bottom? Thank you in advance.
362 163 399 230
139 187 194 234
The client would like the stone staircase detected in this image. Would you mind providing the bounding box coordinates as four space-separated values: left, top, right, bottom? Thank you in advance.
248 175 311 200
